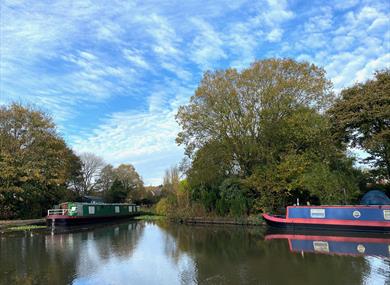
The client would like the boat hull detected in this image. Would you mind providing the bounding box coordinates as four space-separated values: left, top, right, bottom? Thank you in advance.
46 202 140 226
263 205 390 233
46 214 139 226
263 214 390 233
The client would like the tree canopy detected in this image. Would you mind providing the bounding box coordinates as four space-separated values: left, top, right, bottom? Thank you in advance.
176 58 334 177
176 59 360 212
0 104 146 218
328 70 390 180
0 104 82 218
102 164 144 203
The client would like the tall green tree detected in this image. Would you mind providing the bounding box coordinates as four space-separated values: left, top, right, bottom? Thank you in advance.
0 104 82 218
328 70 390 180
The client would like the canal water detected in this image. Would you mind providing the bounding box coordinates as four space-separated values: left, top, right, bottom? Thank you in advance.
1 221 389 285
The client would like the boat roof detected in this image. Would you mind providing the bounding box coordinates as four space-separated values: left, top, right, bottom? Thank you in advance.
288 205 390 208
60 202 137 206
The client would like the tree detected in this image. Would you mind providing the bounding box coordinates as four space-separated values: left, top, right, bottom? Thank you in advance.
113 164 144 201
162 165 180 195
176 58 334 177
0 103 81 218
79 152 105 195
105 179 128 203
328 70 390 180
176 59 360 211
96 164 115 195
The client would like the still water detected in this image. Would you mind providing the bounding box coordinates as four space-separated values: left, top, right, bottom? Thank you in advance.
1 221 389 285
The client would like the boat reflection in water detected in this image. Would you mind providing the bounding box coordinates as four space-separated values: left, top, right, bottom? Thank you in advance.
265 230 390 257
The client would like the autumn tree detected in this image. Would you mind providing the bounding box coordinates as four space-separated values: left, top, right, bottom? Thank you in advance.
0 104 82 218
176 59 360 212
176 58 334 176
103 164 144 203
328 70 390 180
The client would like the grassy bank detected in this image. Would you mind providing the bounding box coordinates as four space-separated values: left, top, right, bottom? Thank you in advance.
7 225 47 231
0 218 46 230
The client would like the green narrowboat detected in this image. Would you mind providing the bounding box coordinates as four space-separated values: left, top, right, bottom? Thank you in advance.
46 202 140 226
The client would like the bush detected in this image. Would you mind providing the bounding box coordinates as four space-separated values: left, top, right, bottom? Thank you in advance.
155 195 177 216
218 178 249 217
155 198 170 216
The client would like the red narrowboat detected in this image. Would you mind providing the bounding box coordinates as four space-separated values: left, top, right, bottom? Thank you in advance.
263 191 390 233
263 205 390 232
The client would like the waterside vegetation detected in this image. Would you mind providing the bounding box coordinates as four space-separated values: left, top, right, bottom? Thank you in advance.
157 59 389 218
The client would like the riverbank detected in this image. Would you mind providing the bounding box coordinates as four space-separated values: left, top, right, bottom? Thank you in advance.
174 216 265 226
0 218 45 229
0 215 265 232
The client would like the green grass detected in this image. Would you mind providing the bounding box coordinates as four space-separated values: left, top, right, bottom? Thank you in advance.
8 225 47 231
134 215 165 221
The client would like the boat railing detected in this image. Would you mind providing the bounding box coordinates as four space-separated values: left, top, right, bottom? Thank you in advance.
47 209 67 216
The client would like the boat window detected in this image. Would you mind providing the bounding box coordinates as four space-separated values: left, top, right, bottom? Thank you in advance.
310 209 325 218
384 210 390 220
128 206 132 212
88 206 95 214
313 241 329 252
115 206 120 213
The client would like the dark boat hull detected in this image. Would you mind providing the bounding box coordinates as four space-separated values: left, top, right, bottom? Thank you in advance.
46 214 139 226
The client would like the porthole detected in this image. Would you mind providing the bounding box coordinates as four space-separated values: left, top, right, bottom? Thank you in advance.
353 210 361 218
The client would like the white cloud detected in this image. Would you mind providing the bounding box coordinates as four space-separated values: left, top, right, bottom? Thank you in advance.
72 107 182 185
261 0 294 26
304 8 333 33
140 13 181 58
71 80 193 185
266 28 283 42
123 49 150 69
190 18 227 70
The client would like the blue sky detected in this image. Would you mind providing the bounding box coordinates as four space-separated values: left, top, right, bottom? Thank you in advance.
1 0 389 185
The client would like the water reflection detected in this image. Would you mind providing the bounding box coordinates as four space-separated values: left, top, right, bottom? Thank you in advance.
1 222 389 285
264 231 390 257
264 230 390 284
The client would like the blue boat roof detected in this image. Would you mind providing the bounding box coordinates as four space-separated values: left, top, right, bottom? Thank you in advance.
360 190 390 205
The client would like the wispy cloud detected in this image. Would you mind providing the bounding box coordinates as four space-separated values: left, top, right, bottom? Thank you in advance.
72 81 193 184
190 18 227 70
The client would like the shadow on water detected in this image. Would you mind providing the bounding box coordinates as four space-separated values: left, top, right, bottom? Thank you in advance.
1 221 389 285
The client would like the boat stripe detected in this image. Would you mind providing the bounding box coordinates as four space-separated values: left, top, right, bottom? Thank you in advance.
262 213 390 227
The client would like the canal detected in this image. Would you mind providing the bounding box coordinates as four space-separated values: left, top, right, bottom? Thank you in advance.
1 221 389 284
